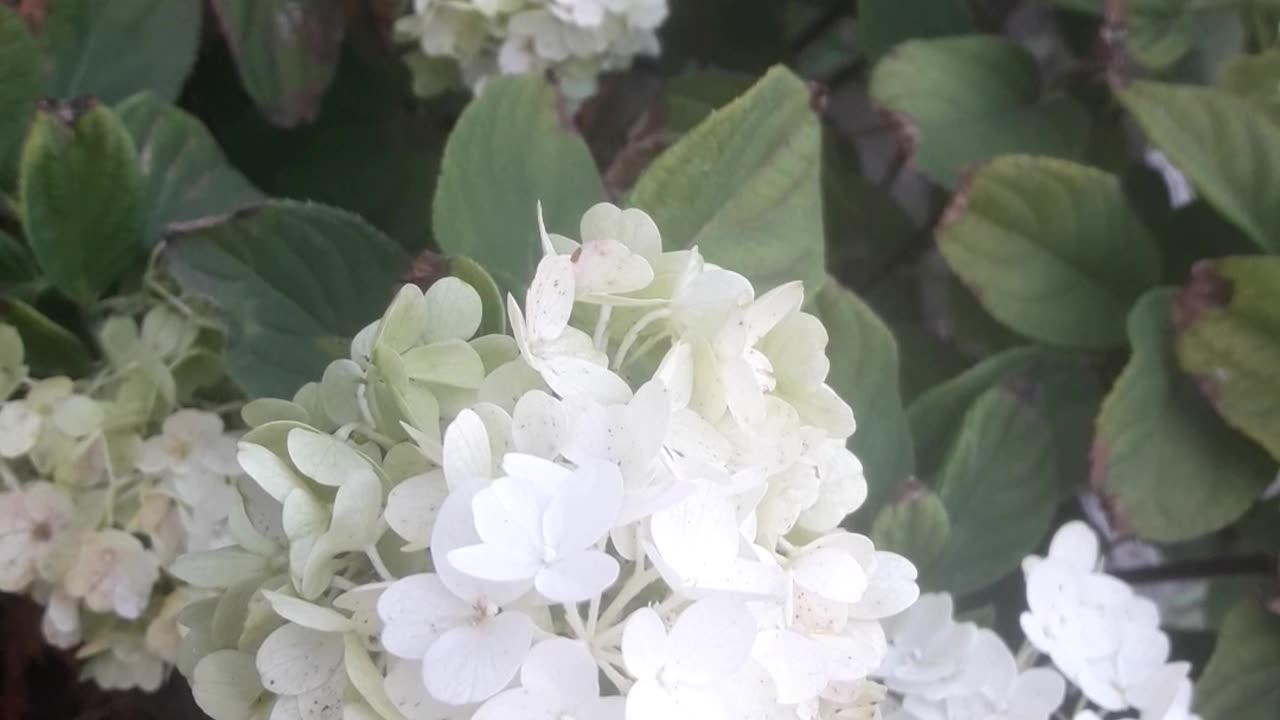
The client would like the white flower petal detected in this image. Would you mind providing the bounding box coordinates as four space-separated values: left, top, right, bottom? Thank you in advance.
666 597 755 684
544 460 623 552
526 255 576 342
422 611 534 705
622 608 668 681
386 471 450 547
443 410 493 488
378 574 471 659
512 390 567 459
520 637 600 708
535 550 619 603
256 623 344 696
790 547 868 604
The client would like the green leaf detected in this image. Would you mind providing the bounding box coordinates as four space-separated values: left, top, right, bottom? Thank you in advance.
1219 49 1280 125
449 256 505 337
209 0 346 127
870 489 950 570
42 0 200 104
868 36 1089 189
0 230 39 293
0 297 91 377
19 101 145 304
1126 0 1197 69
1120 81 1280 253
631 66 825 294
167 200 409 398
1174 256 1280 462
433 75 605 298
1093 289 1273 542
926 386 1060 595
814 279 914 510
858 0 975 61
908 345 1102 491
1047 0 1103 12
937 155 1162 348
0 7 41 190
664 70 757 134
1195 601 1280 720
116 93 264 247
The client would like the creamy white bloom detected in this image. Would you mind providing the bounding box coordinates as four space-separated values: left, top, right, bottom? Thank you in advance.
63 529 161 620
0 481 75 591
398 0 667 101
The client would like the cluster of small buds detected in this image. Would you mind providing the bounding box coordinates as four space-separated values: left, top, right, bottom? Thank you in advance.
876 522 1199 720
394 0 668 101
177 202 920 720
0 305 245 692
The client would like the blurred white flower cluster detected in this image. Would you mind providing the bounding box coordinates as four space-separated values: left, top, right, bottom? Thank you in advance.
876 522 1198 720
177 202 920 720
394 0 668 101
0 306 244 692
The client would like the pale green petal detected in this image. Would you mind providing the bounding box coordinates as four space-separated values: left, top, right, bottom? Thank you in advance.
192 649 264 720
401 340 486 389
423 277 482 343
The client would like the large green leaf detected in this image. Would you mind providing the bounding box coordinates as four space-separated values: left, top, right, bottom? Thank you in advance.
858 0 975 60
926 386 1060 595
815 279 914 511
1093 289 1273 542
1196 601 1280 720
908 345 1102 493
1127 0 1196 69
19 101 145 304
868 36 1089 189
1120 81 1280 253
664 70 756 134
433 75 606 298
116 93 264 247
42 0 200 104
938 155 1161 348
1174 257 1280 462
1219 49 1280 125
210 0 346 127
630 66 825 294
870 489 950 570
167 201 409 398
0 231 38 293
0 7 41 190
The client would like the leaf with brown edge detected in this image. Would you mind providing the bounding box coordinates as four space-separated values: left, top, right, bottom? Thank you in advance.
1092 288 1273 542
1175 256 1280 462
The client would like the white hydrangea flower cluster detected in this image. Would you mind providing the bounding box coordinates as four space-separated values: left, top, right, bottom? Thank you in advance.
394 0 668 101
1021 521 1199 720
0 306 245 692
876 522 1199 720
177 202 920 720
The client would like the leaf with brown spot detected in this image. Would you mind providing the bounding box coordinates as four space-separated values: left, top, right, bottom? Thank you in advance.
1175 256 1280 462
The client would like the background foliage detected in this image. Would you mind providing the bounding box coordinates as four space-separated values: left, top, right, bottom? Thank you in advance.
2 0 1280 717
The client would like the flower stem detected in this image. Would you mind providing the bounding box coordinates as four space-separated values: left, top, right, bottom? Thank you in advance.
593 305 613 352
597 565 661 631
612 308 670 370
365 545 395 582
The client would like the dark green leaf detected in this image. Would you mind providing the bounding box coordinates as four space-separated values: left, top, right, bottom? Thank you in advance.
115 93 264 247
19 101 145 304
868 36 1089 189
908 345 1102 496
631 66 825 293
927 386 1059 595
0 230 38 292
815 279 914 510
209 0 346 127
1120 81 1280 253
938 155 1161 348
1093 289 1273 542
858 0 975 61
433 75 606 298
0 7 41 190
42 0 200 104
0 297 91 377
167 201 409 398
870 489 950 570
1195 601 1280 720
1174 256 1280 462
